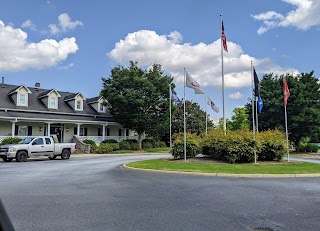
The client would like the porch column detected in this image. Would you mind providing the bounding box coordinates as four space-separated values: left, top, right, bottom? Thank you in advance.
102 124 106 141
11 121 16 137
124 128 127 140
77 123 81 136
47 123 51 136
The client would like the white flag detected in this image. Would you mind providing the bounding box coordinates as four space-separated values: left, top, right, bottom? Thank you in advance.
207 96 219 113
186 72 205 94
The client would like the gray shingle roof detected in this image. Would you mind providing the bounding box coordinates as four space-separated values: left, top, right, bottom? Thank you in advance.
0 84 113 123
87 96 101 104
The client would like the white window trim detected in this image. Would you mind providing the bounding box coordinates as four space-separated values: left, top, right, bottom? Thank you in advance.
75 100 83 111
99 102 105 112
48 97 58 109
17 93 27 106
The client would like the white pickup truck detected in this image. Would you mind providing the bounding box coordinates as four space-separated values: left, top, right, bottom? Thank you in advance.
0 136 76 162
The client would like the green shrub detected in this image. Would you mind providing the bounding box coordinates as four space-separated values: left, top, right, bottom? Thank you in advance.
83 139 97 153
130 142 140 150
96 143 113 154
300 144 319 153
202 130 256 164
142 139 156 148
119 141 131 150
156 141 167 148
0 137 22 145
109 143 120 151
172 133 201 159
142 142 153 149
256 130 286 161
101 139 118 144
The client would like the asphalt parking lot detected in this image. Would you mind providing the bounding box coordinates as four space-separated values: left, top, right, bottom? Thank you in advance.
1 154 320 231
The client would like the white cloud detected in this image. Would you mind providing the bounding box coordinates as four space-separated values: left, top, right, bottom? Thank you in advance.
49 13 83 35
107 30 298 88
252 0 320 34
58 63 74 70
0 21 79 72
228 91 245 99
21 20 36 31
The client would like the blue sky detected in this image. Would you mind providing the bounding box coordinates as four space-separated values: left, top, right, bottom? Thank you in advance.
0 0 319 123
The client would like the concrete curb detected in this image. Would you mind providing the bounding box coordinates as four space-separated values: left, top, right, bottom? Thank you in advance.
123 164 320 178
72 153 170 158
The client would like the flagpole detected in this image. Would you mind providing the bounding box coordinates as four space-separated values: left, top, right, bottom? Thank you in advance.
183 68 187 162
205 95 208 134
255 96 259 133
284 105 289 162
169 84 172 148
220 14 226 136
251 61 257 164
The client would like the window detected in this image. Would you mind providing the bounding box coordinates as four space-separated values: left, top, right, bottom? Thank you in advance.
118 129 122 136
98 128 102 136
18 126 27 136
76 100 82 110
80 127 87 136
45 138 51 144
49 97 57 109
99 102 104 112
18 93 27 106
107 128 110 136
126 129 129 136
32 138 44 145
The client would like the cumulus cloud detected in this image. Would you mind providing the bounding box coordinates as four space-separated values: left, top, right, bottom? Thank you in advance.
252 0 320 34
228 91 245 99
49 13 83 35
0 21 79 72
21 20 36 31
107 30 298 88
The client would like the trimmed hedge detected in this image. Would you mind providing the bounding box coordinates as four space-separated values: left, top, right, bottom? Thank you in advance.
0 137 22 145
256 130 286 161
202 130 255 163
201 129 286 163
119 141 131 150
83 139 97 152
101 139 118 144
172 133 202 159
298 143 319 153
142 139 156 148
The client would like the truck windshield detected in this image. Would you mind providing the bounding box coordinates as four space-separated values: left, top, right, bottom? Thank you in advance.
19 137 34 144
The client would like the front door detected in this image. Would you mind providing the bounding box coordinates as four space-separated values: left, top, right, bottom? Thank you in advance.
50 124 63 143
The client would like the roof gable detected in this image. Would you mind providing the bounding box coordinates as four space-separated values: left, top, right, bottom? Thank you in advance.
64 92 86 101
7 85 32 95
38 89 61 99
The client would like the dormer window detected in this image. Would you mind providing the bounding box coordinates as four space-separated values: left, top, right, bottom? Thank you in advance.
99 102 105 112
76 100 82 110
49 97 57 109
18 93 27 106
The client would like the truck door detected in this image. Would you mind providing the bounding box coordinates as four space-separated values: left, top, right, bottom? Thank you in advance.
30 138 46 156
44 138 54 156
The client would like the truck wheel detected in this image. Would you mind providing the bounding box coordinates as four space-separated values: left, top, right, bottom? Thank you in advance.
16 151 28 162
61 149 70 160
48 156 57 160
2 157 13 162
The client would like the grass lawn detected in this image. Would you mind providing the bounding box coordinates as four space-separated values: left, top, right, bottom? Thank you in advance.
126 159 320 174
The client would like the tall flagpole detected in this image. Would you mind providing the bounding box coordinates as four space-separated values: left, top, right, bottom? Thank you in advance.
205 95 208 134
255 96 259 133
285 105 289 162
183 68 187 161
220 14 226 135
251 61 257 164
169 84 172 148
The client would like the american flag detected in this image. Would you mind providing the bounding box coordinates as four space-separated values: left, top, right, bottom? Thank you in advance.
283 76 290 106
222 21 228 52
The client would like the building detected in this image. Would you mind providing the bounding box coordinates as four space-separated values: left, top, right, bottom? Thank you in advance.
0 82 138 152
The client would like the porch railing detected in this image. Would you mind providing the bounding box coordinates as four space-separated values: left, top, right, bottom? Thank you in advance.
78 136 139 143
0 136 34 144
73 135 90 153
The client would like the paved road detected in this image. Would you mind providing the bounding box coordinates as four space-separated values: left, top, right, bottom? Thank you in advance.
287 157 320 164
1 155 320 231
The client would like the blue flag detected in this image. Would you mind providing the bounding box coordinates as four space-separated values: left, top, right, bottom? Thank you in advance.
258 97 263 113
171 90 182 107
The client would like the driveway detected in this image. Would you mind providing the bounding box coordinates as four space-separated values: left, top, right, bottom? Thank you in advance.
1 154 320 231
